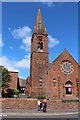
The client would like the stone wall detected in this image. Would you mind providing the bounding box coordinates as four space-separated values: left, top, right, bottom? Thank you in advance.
1 98 78 110
2 98 37 109
47 100 78 110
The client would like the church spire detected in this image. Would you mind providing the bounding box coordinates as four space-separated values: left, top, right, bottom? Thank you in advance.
33 7 47 35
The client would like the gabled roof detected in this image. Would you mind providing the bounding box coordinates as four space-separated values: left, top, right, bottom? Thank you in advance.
52 48 78 65
33 7 48 35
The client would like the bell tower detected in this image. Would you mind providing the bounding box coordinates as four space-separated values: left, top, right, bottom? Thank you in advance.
30 8 49 98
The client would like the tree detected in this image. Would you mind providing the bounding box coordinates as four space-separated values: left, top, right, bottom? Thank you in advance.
0 66 12 97
1 66 11 88
0 65 4 88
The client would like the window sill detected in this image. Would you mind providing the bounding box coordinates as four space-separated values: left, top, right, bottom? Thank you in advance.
40 87 42 88
38 50 43 52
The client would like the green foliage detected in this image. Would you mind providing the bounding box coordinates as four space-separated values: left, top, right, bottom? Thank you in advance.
0 66 12 88
2 91 8 98
6 89 14 98
43 95 46 99
12 89 20 95
0 66 20 98
62 100 79 103
32 96 37 99
2 89 20 98
63 92 64 97
47 97 49 100
2 89 13 98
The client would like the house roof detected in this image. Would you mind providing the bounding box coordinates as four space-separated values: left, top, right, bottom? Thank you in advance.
22 80 26 87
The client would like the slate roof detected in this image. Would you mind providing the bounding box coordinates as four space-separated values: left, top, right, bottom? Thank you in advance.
22 80 26 87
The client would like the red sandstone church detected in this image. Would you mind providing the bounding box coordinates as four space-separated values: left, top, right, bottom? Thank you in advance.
27 8 80 99
7 8 80 99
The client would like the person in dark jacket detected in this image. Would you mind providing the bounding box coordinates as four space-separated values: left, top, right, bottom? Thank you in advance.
43 98 47 112
40 99 42 111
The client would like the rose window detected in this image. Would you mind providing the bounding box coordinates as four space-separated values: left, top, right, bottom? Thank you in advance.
60 61 73 74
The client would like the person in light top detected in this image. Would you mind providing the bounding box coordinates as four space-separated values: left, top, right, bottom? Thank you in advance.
38 97 40 112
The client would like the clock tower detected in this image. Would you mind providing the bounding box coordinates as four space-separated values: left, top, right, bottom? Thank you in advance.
30 8 49 98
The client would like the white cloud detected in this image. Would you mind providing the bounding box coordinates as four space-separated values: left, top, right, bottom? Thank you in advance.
9 26 31 52
9 26 59 51
15 54 30 69
42 2 54 7
37 0 54 7
20 36 31 52
35 0 78 1
10 46 13 50
8 27 11 31
0 54 30 72
0 56 15 70
48 35 60 47
0 34 3 47
11 26 31 39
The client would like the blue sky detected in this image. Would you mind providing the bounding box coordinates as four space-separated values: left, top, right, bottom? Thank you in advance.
0 2 78 79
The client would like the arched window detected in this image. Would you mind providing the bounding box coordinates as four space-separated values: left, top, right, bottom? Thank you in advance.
38 42 40 50
40 78 42 87
53 78 56 88
41 42 43 49
38 42 43 51
65 81 72 94
53 82 56 87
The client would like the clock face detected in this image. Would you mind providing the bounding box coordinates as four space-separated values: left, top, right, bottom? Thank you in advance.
60 61 73 74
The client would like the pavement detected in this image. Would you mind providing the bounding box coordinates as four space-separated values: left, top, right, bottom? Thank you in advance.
0 109 80 118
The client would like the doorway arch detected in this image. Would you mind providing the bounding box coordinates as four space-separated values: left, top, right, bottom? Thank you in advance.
65 81 73 95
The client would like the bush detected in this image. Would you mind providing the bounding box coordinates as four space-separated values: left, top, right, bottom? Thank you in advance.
43 95 46 99
62 100 79 103
6 89 14 98
47 97 49 100
2 89 20 98
12 89 20 95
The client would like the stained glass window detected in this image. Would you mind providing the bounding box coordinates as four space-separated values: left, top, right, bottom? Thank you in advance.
60 61 73 74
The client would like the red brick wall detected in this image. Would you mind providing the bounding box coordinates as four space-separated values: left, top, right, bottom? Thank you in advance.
48 49 79 99
2 98 37 109
25 77 30 96
30 34 49 98
47 100 78 110
2 98 78 110
78 66 80 110
9 71 18 89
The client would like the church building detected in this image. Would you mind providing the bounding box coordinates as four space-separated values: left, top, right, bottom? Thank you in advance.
27 8 79 99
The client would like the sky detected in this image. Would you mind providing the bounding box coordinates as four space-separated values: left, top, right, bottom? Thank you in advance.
0 2 78 79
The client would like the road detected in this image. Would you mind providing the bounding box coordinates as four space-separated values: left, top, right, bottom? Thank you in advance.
1 109 80 119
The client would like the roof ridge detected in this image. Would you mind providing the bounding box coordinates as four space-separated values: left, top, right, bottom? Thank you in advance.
52 48 78 65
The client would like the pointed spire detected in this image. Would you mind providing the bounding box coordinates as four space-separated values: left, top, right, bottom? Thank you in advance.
33 7 47 35
45 27 48 35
